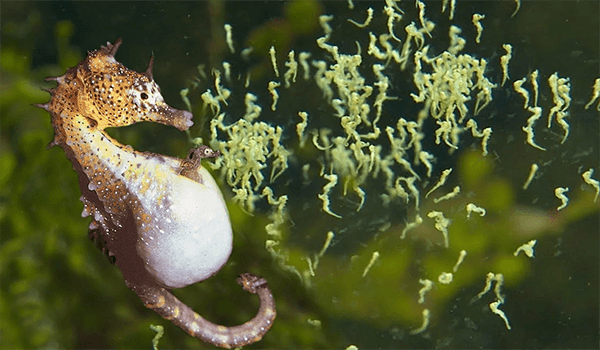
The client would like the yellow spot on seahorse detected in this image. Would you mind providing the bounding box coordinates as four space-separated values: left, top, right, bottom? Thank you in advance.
146 295 165 308
190 322 200 334
164 306 180 320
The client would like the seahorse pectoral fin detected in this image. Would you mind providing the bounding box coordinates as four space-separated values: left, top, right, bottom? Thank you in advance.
130 274 276 349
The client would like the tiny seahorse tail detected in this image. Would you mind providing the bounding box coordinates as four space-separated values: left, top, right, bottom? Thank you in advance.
129 273 276 349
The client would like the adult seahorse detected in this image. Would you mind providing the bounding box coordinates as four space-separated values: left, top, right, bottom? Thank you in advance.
36 39 275 348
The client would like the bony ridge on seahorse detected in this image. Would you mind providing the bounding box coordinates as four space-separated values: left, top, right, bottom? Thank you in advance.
36 38 275 348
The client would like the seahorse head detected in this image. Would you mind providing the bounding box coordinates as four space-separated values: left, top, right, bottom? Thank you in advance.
43 38 193 132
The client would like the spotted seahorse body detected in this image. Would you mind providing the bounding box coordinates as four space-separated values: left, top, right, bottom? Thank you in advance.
37 39 275 348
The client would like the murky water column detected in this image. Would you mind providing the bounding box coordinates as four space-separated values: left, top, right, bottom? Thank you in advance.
183 1 599 348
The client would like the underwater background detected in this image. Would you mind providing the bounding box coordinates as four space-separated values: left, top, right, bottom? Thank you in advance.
1 1 598 349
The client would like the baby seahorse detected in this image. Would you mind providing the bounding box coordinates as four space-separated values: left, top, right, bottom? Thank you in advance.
36 39 275 348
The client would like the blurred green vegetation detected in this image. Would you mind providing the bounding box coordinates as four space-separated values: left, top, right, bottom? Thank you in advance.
1 1 598 349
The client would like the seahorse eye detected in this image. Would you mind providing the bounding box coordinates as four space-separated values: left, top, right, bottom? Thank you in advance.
141 92 149 100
